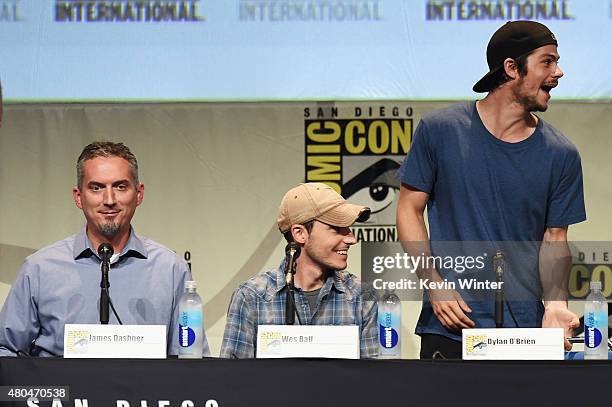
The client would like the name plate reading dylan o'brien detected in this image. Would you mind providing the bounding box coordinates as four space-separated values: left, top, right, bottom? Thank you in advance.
463 328 564 360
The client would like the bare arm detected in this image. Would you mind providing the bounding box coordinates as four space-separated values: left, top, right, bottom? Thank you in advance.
539 227 579 350
396 183 474 330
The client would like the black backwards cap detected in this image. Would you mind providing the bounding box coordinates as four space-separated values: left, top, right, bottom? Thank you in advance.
473 20 558 93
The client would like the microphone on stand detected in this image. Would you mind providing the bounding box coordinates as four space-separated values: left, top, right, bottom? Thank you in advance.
284 242 301 325
493 251 505 328
98 243 113 325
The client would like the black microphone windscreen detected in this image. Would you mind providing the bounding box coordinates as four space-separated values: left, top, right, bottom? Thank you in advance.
285 242 301 258
97 243 114 261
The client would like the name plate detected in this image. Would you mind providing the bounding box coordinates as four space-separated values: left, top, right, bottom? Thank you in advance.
256 325 359 359
64 324 166 359
462 328 564 360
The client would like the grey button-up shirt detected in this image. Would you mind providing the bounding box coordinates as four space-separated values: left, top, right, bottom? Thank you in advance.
0 228 210 357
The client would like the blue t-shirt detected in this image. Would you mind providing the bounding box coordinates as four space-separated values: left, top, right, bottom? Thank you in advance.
397 101 586 341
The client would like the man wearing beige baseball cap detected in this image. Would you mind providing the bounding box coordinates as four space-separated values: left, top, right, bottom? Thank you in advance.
220 182 378 358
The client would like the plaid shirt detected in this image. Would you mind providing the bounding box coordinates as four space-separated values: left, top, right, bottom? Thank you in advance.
220 261 378 359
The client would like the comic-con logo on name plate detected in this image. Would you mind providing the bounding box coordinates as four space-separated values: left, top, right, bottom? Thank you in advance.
260 331 282 355
65 330 90 353
465 334 488 355
304 105 413 242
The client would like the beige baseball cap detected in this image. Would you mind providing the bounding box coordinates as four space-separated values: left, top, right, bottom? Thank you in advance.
277 183 370 233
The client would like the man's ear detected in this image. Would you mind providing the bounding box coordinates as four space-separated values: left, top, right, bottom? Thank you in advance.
291 224 308 244
72 186 83 209
136 183 144 206
503 57 519 80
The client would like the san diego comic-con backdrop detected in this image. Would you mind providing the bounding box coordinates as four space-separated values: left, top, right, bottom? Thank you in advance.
0 101 610 357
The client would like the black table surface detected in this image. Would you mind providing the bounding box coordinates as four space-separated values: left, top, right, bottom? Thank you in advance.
1 357 611 407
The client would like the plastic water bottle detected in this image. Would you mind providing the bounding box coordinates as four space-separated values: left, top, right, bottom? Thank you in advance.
378 290 401 359
178 280 203 359
584 281 608 360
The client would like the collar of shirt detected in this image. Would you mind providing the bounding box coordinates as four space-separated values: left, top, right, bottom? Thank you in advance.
272 258 348 297
73 227 148 261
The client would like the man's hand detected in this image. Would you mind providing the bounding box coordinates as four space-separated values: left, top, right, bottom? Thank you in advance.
542 302 580 351
396 185 475 332
429 288 475 330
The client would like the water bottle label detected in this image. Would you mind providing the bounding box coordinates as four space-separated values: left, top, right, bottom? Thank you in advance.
378 311 399 349
585 311 606 349
179 311 202 348
179 324 196 348
379 324 399 349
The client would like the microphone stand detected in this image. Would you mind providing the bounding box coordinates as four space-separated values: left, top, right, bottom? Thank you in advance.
98 243 113 325
493 251 505 328
285 272 296 325
100 256 110 325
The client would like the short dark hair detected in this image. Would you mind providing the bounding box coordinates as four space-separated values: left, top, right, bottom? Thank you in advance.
283 220 315 243
77 141 139 188
490 51 532 91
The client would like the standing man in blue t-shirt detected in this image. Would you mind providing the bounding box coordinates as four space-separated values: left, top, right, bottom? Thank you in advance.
396 21 586 358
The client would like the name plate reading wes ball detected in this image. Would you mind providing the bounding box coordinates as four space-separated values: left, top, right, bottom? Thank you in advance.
64 324 166 359
256 325 359 359
463 328 564 360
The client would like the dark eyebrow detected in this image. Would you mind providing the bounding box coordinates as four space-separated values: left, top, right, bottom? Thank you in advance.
541 53 560 61
86 180 131 188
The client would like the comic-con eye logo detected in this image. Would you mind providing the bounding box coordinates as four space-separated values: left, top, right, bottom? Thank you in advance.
303 106 413 242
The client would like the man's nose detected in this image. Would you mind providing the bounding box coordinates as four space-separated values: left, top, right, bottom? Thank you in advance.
103 187 116 206
344 229 357 245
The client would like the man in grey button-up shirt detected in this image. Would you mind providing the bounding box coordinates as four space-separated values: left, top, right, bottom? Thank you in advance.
0 141 210 357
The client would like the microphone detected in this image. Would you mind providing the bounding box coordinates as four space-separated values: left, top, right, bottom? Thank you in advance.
98 243 113 325
98 243 113 263
493 251 505 328
285 242 301 286
284 242 301 325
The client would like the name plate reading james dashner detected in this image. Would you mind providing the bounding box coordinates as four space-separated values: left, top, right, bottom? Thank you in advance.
256 325 359 359
463 328 564 360
64 324 166 359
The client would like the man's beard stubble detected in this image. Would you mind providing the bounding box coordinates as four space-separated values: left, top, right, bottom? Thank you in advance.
100 222 120 238
512 76 550 113
518 94 548 113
